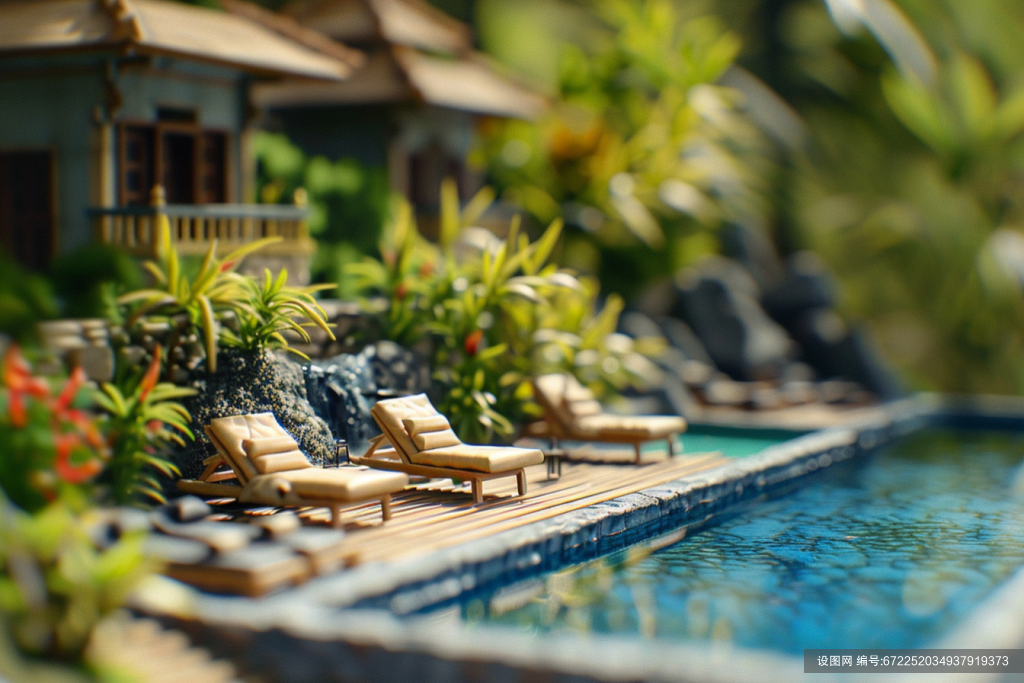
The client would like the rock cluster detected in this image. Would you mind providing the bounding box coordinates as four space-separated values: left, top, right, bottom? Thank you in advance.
303 341 430 456
175 349 336 479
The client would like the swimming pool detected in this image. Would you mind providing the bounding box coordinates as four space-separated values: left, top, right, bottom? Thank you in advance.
681 424 807 457
441 430 1024 653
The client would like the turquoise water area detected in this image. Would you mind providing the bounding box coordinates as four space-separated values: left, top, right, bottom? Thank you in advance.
451 431 1024 653
678 425 805 457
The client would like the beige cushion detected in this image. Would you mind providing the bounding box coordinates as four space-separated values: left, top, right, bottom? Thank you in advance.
575 414 687 440
564 398 602 418
410 444 543 473
372 394 444 459
402 415 451 436
207 416 259 482
250 450 312 475
534 374 601 427
209 413 304 482
401 414 460 450
242 435 298 458
413 429 460 450
240 467 409 505
373 394 543 472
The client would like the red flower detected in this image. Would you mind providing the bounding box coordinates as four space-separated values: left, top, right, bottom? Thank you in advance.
139 346 162 402
419 261 435 278
395 281 409 301
464 329 484 356
219 260 236 273
54 433 101 484
54 366 86 413
2 345 50 427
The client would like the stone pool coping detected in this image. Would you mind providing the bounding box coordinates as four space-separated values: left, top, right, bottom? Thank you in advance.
139 394 1024 683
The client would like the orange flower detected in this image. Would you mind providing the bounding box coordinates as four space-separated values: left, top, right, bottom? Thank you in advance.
139 346 162 402
395 281 409 301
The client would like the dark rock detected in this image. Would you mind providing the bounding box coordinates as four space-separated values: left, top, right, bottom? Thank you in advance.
658 318 715 366
789 311 903 399
762 251 837 328
719 221 786 291
671 258 794 381
304 352 377 455
175 349 337 479
303 341 429 456
366 341 430 395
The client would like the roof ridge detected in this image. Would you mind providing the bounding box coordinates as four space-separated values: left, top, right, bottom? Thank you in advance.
220 0 365 71
99 0 144 43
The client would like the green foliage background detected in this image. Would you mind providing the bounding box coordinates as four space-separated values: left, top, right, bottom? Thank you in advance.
468 0 1024 395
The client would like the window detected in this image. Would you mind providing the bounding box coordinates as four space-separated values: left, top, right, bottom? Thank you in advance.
118 122 228 205
0 150 54 270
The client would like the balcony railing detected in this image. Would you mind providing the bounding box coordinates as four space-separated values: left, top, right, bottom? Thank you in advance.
88 195 314 259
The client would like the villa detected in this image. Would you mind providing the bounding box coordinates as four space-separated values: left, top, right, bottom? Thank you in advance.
0 0 359 273
242 0 546 218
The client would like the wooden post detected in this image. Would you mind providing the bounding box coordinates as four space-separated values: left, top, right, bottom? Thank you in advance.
149 184 166 255
293 187 308 241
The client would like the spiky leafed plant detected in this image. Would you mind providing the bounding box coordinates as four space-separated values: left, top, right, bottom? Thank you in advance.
220 268 336 359
92 347 196 505
117 217 280 375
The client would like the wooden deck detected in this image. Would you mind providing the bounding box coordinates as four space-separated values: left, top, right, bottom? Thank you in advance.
210 448 729 568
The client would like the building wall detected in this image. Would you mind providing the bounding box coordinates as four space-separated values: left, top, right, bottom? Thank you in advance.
0 55 249 260
269 104 393 168
0 64 106 256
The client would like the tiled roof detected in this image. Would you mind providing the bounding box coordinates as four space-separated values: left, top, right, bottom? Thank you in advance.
0 0 353 80
281 0 471 54
253 44 546 119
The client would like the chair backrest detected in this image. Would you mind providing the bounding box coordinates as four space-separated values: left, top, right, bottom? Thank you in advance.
371 394 460 462
208 413 309 481
533 374 604 431
207 416 259 483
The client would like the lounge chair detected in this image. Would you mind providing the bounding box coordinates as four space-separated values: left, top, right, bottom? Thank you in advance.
349 394 544 504
176 413 409 527
530 373 687 464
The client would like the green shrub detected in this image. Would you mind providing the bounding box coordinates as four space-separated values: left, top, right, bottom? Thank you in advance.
219 269 336 359
353 180 659 442
479 0 774 299
117 219 278 376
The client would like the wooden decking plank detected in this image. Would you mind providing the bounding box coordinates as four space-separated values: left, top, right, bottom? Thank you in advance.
341 453 726 564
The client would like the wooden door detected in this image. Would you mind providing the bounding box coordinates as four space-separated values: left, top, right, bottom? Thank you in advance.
0 150 54 270
161 131 196 204
120 126 155 206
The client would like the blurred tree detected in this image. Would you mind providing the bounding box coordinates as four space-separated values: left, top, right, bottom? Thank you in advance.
473 0 1024 394
254 132 393 298
476 0 778 300
764 0 1024 393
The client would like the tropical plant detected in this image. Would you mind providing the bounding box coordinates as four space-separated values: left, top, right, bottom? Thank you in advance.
0 251 58 345
92 347 196 505
219 269 336 360
0 347 106 513
353 180 660 441
117 219 279 376
0 493 153 671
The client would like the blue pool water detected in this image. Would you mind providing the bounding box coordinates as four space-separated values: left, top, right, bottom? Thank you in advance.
449 431 1024 653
